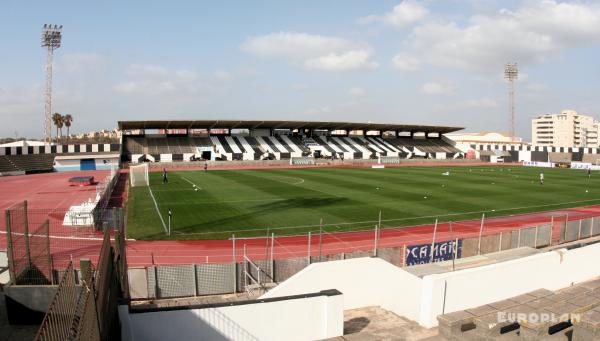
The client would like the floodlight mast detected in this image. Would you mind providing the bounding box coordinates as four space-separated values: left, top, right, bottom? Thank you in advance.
41 24 63 143
504 62 518 142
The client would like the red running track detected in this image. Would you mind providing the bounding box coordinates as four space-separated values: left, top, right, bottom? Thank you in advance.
125 204 600 267
0 171 110 268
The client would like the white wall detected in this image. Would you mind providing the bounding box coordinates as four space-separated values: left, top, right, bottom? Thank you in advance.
425 243 600 326
119 291 343 341
261 257 423 323
259 244 600 328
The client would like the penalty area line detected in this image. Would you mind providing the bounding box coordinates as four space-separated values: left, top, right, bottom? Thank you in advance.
147 186 168 234
180 175 203 190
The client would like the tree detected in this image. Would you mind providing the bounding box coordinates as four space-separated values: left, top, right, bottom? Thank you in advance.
63 114 73 141
52 113 63 142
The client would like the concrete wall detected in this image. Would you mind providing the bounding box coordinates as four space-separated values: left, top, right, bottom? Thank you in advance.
422 242 600 327
260 242 600 328
53 156 119 172
261 257 424 323
119 290 343 341
4 285 59 312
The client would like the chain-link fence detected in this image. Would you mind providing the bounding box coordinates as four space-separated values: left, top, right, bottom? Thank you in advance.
34 228 123 341
136 213 600 300
4 201 29 283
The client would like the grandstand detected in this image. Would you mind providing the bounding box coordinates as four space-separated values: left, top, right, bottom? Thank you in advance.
0 143 120 174
119 119 464 163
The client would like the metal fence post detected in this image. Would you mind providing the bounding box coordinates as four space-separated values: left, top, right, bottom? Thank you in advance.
232 234 236 293
430 219 438 263
578 220 582 240
23 201 31 268
591 217 595 238
193 264 198 297
517 229 522 248
5 210 16 283
477 213 485 255
534 226 539 248
45 220 53 284
402 244 407 267
307 232 311 266
270 233 275 282
373 225 378 257
112 207 117 230
498 232 502 252
550 215 555 244
318 218 323 262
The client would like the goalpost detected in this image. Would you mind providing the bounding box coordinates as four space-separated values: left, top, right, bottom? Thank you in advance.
130 163 149 187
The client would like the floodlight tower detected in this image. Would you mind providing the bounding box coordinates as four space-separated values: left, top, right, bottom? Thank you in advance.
504 62 518 141
41 24 63 143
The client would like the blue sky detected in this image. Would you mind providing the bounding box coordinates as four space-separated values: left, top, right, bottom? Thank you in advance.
2 0 600 139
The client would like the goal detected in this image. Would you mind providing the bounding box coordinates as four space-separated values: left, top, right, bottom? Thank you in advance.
290 157 316 166
130 163 149 187
378 155 401 164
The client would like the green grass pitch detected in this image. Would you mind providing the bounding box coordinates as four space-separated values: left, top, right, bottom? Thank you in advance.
126 165 600 240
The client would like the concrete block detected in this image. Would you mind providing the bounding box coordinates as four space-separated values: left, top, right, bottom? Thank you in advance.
572 309 600 341
465 304 497 317
487 299 519 311
437 310 476 340
128 268 148 299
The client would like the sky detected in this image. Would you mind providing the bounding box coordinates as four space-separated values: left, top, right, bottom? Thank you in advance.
2 0 600 140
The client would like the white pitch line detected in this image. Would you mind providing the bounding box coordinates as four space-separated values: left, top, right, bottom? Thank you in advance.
0 230 105 241
180 176 203 190
148 186 168 234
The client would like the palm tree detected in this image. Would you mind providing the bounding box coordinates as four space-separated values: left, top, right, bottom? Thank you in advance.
52 113 62 142
57 116 64 140
63 114 73 141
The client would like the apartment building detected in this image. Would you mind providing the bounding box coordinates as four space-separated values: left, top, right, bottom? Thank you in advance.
532 110 600 147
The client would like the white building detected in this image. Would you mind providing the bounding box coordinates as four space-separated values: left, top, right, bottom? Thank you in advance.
532 110 600 147
445 132 525 150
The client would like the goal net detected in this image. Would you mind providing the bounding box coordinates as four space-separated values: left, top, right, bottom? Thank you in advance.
290 157 316 165
378 155 401 164
130 163 149 187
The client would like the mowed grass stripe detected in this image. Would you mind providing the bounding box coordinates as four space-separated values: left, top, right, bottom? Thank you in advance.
126 166 600 239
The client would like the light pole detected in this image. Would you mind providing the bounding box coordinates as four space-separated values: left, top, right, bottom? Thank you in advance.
41 24 63 143
504 62 518 142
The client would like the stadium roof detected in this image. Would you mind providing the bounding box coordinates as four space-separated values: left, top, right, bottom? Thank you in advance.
118 120 463 134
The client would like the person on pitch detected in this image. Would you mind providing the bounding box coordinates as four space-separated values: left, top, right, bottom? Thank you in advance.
163 168 168 184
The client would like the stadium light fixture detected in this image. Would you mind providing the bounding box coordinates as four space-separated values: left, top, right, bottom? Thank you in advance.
504 62 518 142
41 24 63 143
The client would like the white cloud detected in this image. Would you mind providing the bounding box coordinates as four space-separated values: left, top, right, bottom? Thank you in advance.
125 64 171 77
114 64 209 96
59 53 107 73
392 1 600 71
458 98 499 109
241 32 377 72
213 70 233 81
304 50 378 72
360 0 429 27
420 82 455 95
392 54 421 71
348 87 366 96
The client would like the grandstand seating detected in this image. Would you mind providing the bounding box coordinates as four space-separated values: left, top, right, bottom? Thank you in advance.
548 152 572 163
124 136 213 156
0 156 20 173
0 154 55 173
582 154 600 164
387 138 461 154
121 135 462 162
